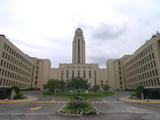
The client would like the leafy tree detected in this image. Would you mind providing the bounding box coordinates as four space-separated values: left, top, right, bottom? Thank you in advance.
44 79 65 92
67 77 89 90
92 85 100 92
11 86 20 94
135 85 144 99
103 84 110 91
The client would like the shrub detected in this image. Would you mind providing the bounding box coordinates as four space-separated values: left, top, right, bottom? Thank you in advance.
67 77 89 90
44 79 65 92
11 86 20 94
61 100 97 115
14 93 25 99
103 85 110 91
135 86 144 99
92 85 100 92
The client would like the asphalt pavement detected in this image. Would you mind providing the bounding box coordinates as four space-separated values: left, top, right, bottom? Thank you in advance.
0 91 159 120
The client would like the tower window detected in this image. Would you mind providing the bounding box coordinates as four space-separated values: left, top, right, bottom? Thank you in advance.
78 39 80 64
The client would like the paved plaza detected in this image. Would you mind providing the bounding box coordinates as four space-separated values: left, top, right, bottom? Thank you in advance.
0 91 160 120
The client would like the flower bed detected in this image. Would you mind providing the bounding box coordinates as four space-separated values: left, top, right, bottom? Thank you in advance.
58 99 97 116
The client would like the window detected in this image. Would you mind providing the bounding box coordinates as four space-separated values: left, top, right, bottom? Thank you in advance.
155 69 158 76
61 71 63 80
78 70 80 77
152 53 155 59
94 71 96 80
78 39 80 64
150 45 153 51
72 70 74 78
89 70 91 78
157 78 160 85
66 70 69 78
83 70 86 78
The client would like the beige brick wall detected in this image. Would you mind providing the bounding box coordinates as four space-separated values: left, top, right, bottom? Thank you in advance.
0 35 33 89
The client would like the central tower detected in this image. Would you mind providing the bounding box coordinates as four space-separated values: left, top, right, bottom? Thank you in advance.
72 28 86 64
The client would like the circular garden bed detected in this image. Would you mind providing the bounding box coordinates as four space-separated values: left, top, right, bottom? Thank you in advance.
57 99 99 117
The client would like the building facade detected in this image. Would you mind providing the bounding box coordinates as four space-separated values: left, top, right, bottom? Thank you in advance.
50 28 108 88
0 35 33 89
107 55 131 90
124 32 160 90
30 57 51 89
107 59 121 90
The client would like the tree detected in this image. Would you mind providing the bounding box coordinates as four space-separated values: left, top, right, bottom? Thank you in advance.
67 77 89 90
102 84 110 91
92 85 100 92
135 85 144 99
44 79 65 92
11 86 20 94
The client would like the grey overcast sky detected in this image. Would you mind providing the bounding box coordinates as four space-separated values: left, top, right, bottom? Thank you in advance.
0 0 160 68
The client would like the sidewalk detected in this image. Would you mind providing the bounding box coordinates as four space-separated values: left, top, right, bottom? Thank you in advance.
120 96 160 104
0 96 38 104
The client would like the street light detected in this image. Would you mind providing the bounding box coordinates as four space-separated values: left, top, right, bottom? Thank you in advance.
85 90 88 101
70 90 73 100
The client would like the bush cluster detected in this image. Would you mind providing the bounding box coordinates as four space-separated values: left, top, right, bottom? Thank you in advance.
61 100 97 115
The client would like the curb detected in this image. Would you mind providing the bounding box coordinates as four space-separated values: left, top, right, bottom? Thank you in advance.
0 96 38 104
56 104 83 117
120 96 160 104
56 104 101 117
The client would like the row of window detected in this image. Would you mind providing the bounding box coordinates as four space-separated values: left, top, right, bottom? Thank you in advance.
126 61 157 78
65 66 93 69
4 43 32 66
65 70 93 79
128 78 160 88
127 69 159 83
0 69 30 83
125 52 155 72
0 78 28 89
125 45 153 66
0 59 31 78
2 52 32 72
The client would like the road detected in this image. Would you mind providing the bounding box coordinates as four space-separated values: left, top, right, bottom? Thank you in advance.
0 91 160 120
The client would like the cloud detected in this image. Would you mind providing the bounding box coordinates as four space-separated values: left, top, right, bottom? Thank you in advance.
1 0 160 68
90 23 127 40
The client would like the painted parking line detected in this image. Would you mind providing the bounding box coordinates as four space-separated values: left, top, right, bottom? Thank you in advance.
30 106 41 111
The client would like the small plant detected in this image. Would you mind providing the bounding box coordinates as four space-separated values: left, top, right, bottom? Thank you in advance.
14 93 25 99
60 100 97 115
128 92 137 99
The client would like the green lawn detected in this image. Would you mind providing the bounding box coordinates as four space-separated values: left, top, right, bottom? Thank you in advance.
43 90 114 100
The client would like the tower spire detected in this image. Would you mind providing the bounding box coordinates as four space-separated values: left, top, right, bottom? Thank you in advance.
72 28 86 64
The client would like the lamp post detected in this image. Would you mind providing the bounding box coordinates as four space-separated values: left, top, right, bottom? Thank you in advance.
85 90 88 101
70 90 73 100
100 87 104 97
128 87 131 97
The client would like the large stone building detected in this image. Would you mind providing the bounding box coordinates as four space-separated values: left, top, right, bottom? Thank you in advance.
124 32 160 90
30 57 51 89
0 35 51 90
49 28 108 88
107 55 131 90
0 35 33 89
107 32 160 93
